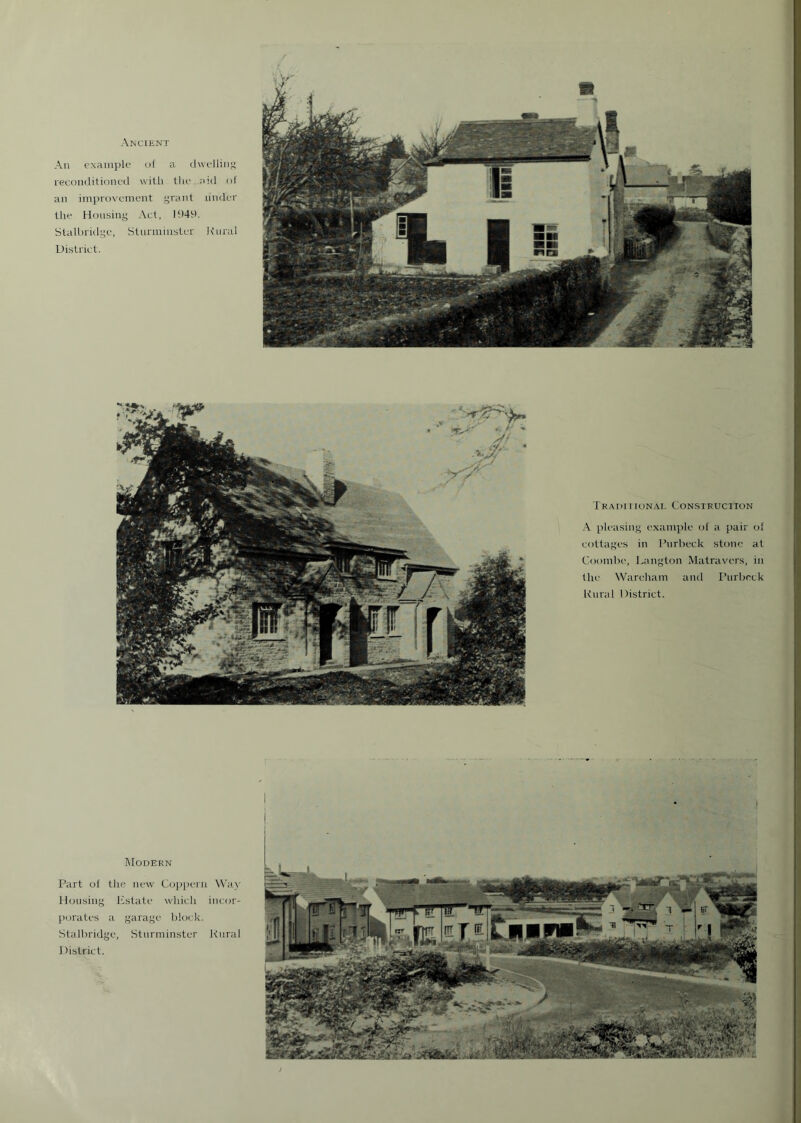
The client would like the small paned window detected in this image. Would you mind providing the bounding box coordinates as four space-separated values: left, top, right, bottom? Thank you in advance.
164 542 183 572
444 906 454 916
272 917 280 940
488 166 513 199
386 606 398 632
444 925 453 937
376 557 394 578
474 924 483 935
329 902 336 913
396 214 408 238
425 908 434 917
368 606 381 634
334 551 351 574
253 603 280 637
533 223 559 257
311 905 319 916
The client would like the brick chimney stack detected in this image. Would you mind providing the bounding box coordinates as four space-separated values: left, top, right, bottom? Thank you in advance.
577 81 598 128
625 145 638 158
306 449 336 504
605 110 620 155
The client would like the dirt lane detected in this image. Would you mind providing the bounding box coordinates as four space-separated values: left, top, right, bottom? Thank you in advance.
562 223 729 347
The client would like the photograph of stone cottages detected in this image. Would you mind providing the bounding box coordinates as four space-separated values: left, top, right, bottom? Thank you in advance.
262 44 752 347
264 758 757 1059
117 402 524 704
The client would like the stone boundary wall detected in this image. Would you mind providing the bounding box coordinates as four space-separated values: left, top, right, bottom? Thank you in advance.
707 216 752 252
302 257 604 348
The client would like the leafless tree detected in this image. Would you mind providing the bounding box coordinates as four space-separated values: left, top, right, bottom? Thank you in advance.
262 64 379 280
427 405 526 491
411 112 457 163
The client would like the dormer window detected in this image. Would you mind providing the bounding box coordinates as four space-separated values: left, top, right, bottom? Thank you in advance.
488 166 513 199
334 551 351 574
376 557 394 579
164 541 183 572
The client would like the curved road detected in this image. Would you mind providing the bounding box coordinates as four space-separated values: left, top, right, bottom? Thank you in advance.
491 955 747 1027
562 222 729 347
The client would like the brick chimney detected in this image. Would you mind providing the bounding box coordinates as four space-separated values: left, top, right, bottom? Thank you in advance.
306 449 335 504
679 878 687 891
660 877 670 886
605 110 620 155
577 81 598 128
628 878 637 893
625 145 638 158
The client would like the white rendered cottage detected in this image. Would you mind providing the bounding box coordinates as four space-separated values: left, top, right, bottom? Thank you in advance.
372 82 620 276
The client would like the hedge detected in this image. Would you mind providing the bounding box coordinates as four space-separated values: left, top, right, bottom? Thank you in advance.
707 216 752 252
302 256 603 347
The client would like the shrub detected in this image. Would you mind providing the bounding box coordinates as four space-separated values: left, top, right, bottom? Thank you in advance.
303 257 603 347
633 204 676 236
517 937 733 974
729 932 756 981
674 207 709 221
708 169 751 225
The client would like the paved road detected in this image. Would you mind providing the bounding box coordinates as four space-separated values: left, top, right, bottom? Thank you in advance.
563 223 729 347
490 955 746 1028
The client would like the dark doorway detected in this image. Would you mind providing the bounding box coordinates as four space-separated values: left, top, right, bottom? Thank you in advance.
460 923 468 940
509 924 523 939
349 603 367 666
407 214 427 264
319 603 339 664
487 218 510 272
426 606 441 656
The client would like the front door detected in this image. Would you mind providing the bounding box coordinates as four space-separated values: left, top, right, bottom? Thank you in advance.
426 607 440 656
487 219 510 272
319 603 339 664
407 213 427 264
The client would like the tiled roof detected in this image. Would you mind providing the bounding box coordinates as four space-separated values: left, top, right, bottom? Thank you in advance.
371 880 492 909
265 867 296 896
433 118 600 162
668 174 716 199
280 871 369 906
485 892 516 911
623 909 657 922
610 883 704 911
399 570 440 602
209 455 456 571
625 164 670 187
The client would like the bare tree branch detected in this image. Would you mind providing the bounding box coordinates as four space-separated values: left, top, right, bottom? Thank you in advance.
426 405 526 492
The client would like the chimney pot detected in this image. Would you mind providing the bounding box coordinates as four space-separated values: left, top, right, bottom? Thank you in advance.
579 81 594 95
306 448 336 505
306 864 310 874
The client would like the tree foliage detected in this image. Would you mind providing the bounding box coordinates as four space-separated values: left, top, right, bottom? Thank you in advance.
633 204 676 236
707 168 751 225
117 404 249 704
429 404 526 491
454 549 525 704
729 931 756 982
411 112 457 163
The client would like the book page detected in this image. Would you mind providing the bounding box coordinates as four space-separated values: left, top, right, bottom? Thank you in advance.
1 0 793 1120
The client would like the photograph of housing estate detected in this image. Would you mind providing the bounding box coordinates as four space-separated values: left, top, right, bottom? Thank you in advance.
117 402 524 704
264 758 756 1059
262 44 751 347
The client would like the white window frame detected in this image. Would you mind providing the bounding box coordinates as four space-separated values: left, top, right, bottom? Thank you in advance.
376 556 394 579
386 605 399 633
444 906 454 916
333 550 351 574
368 606 381 634
487 165 513 200
254 602 281 638
533 222 559 257
395 909 406 918
396 213 408 238
474 923 483 935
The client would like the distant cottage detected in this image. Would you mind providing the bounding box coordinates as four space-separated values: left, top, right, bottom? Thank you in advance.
372 82 626 275
602 879 721 941
278 870 371 947
264 866 297 961
123 435 457 676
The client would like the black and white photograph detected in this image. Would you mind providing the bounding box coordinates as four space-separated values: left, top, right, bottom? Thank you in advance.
265 758 757 1059
262 44 752 347
117 402 524 704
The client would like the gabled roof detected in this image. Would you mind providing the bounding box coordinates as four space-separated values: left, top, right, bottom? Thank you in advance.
265 867 296 897
370 880 492 909
609 883 705 911
207 455 456 571
399 569 448 602
280 871 369 906
625 164 670 187
485 892 516 911
432 117 601 163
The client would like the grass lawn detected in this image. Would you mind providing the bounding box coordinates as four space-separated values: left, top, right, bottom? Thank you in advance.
163 663 446 705
263 273 489 346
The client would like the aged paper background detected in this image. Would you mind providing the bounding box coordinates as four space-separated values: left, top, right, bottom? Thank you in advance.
1 0 794 1120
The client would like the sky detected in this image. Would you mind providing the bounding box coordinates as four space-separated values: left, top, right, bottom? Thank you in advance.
117 403 525 584
266 758 757 881
261 44 750 176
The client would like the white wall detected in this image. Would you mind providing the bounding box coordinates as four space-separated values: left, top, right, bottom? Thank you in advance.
373 154 604 275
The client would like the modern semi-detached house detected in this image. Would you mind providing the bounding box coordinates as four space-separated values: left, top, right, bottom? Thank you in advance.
264 866 297 962
126 433 457 675
602 879 721 941
364 880 492 946
372 82 626 276
278 871 371 947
